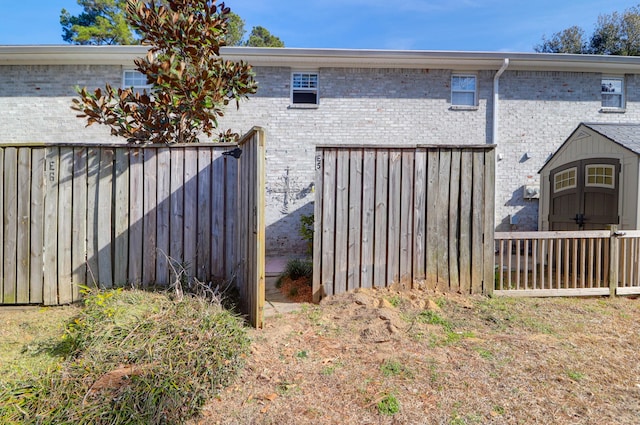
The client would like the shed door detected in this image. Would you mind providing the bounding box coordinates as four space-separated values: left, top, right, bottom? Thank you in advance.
549 158 620 230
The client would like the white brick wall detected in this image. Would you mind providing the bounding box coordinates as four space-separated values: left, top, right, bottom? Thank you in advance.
1 63 638 254
0 65 121 143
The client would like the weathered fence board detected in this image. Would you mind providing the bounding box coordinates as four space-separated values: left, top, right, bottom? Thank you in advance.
374 150 389 288
97 148 114 288
210 149 224 277
321 149 337 296
334 149 349 295
314 145 496 299
183 149 198 278
58 147 74 304
458 151 473 294
71 148 87 300
17 148 30 303
169 148 184 272
155 148 170 284
448 150 461 293
143 148 158 287
387 150 402 287
197 148 212 280
347 149 363 292
412 149 426 282
114 149 130 286
4 148 17 304
29 149 45 304
400 150 414 287
127 148 143 286
360 150 376 289
223 150 237 281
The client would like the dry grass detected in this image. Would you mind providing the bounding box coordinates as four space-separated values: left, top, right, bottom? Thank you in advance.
1 289 249 425
197 289 640 425
0 305 80 382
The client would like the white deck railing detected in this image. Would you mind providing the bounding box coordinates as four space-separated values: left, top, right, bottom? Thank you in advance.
494 229 640 297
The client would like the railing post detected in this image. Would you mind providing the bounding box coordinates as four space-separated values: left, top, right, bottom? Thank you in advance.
609 225 619 297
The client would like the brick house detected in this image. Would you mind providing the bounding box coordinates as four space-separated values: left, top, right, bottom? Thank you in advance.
2 45 640 255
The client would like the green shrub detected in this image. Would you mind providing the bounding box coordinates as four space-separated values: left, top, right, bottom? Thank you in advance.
299 213 314 255
284 258 313 282
0 289 249 425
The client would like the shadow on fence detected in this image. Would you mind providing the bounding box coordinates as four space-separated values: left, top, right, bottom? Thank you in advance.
0 128 265 327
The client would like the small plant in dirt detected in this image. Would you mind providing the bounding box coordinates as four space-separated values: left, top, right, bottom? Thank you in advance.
380 359 413 379
377 393 400 416
566 370 585 381
386 295 403 307
276 381 299 396
416 310 452 329
473 347 494 360
321 361 343 376
442 329 475 345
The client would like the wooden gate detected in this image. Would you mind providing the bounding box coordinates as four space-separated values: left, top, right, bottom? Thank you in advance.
0 128 266 328
235 128 266 328
313 145 495 301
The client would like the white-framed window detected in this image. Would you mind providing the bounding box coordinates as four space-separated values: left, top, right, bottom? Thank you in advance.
601 77 624 109
291 72 319 105
554 167 577 192
585 164 615 188
123 70 152 95
451 74 477 106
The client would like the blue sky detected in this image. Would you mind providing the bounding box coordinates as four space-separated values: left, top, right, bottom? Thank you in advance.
1 0 639 51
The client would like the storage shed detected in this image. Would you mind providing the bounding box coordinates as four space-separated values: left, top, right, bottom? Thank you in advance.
539 123 640 231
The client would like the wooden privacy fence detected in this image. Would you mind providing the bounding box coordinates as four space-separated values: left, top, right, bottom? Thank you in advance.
313 145 496 301
0 127 265 327
495 228 640 297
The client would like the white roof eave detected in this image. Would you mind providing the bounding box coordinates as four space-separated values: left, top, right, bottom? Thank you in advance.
2 45 640 73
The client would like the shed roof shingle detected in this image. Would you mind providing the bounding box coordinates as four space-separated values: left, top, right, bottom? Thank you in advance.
583 123 640 155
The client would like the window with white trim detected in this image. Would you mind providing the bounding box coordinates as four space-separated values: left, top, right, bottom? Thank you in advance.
554 167 577 192
601 77 624 109
585 164 615 188
123 70 152 95
451 74 477 106
291 72 319 105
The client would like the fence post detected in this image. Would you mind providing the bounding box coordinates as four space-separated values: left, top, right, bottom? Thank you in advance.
609 225 619 297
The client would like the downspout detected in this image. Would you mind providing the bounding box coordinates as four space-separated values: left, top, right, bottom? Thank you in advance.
492 58 510 145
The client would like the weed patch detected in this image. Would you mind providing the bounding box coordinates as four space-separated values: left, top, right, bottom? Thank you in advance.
377 393 400 416
380 359 413 379
0 289 248 425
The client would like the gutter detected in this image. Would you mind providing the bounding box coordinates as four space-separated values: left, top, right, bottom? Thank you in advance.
492 58 509 145
2 46 640 72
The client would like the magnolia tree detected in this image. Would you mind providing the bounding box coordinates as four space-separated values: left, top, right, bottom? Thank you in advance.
72 0 258 144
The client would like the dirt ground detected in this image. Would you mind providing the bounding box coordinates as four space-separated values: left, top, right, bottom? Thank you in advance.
196 289 640 425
